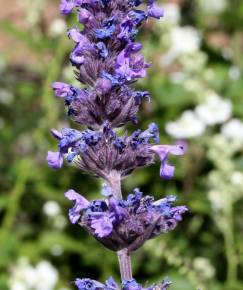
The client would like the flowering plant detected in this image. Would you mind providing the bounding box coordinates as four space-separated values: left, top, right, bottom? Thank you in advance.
46 1 187 289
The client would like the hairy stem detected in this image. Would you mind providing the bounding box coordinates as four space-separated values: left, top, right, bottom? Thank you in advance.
107 170 122 200
108 171 133 280
117 249 133 281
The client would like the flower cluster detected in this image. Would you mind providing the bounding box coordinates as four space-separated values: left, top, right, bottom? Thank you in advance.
46 0 187 289
65 188 187 251
47 122 184 180
74 276 171 290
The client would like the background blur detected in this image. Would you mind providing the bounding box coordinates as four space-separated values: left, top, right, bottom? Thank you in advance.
1 0 243 289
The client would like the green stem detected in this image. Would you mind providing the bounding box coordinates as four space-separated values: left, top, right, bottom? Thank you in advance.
224 203 237 286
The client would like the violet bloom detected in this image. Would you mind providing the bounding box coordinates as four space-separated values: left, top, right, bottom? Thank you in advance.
151 144 185 179
47 123 160 179
74 277 171 290
65 188 187 251
48 0 187 287
148 0 164 19
46 151 63 169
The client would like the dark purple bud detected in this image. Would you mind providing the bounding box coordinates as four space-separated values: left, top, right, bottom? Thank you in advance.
95 42 108 58
78 8 94 25
94 17 116 40
96 78 112 94
128 10 147 26
46 151 63 169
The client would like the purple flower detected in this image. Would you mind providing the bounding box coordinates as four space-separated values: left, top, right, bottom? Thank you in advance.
122 279 142 290
151 144 184 179
65 188 187 251
115 43 149 82
148 2 164 19
75 278 105 290
95 78 112 94
91 213 115 237
67 27 88 43
65 189 89 223
46 151 63 169
74 277 171 290
52 82 73 98
105 277 118 290
95 42 108 59
78 8 95 25
60 0 76 15
94 17 116 40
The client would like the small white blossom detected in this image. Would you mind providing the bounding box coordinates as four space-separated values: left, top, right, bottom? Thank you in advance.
198 0 227 14
195 93 232 125
163 3 181 24
170 26 201 54
43 201 61 217
9 258 58 290
229 66 241 81
35 261 58 290
161 26 201 65
165 111 206 139
221 119 243 141
49 19 67 37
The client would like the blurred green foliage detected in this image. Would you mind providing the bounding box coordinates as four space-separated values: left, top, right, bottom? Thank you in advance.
0 0 243 290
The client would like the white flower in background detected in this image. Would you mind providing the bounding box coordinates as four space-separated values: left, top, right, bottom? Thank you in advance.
49 19 67 37
170 26 201 55
193 257 215 279
0 89 14 105
229 66 241 81
198 0 227 14
161 26 201 65
231 171 243 187
43 201 61 217
51 244 64 256
165 111 206 139
35 261 58 290
208 189 224 211
9 258 58 290
195 93 232 125
163 3 181 24
221 119 243 141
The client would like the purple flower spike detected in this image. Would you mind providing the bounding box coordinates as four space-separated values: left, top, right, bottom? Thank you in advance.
46 151 63 169
151 144 184 179
65 189 89 223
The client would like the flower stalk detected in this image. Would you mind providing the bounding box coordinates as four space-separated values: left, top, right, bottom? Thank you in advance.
46 1 188 289
117 249 133 281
